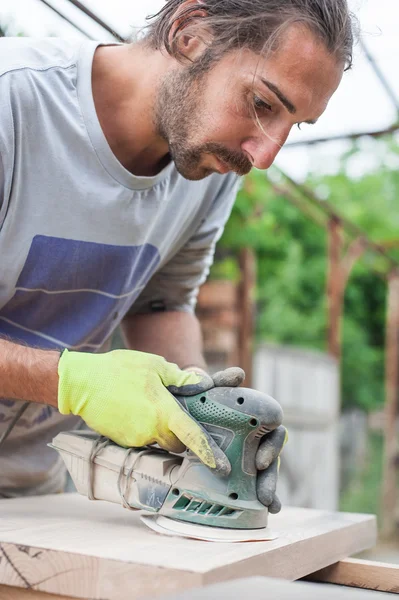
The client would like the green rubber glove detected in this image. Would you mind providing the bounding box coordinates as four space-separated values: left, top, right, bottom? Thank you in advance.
57 349 230 476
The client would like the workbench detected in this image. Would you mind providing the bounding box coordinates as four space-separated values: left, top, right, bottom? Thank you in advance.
0 494 397 599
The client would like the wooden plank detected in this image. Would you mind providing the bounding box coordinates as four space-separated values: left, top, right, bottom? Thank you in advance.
1 577 395 600
307 558 399 593
0 542 198 600
0 584 76 599
0 494 377 600
169 576 397 600
197 281 237 309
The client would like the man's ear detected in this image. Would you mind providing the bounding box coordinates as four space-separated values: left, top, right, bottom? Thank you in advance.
168 0 211 63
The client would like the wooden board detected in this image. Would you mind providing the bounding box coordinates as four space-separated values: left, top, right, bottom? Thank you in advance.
307 558 399 593
0 494 377 600
0 585 75 599
1 576 396 600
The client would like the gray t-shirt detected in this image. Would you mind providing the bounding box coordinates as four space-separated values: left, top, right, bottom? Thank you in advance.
0 37 239 496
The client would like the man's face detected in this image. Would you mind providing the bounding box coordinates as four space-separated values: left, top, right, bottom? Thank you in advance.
154 25 344 181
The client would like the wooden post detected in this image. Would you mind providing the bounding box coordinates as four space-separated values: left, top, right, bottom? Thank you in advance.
327 217 343 361
237 248 256 387
326 217 367 364
381 269 399 538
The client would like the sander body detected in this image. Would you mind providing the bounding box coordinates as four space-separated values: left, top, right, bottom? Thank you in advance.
50 386 283 536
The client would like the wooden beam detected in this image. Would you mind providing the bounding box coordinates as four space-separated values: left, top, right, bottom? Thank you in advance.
381 269 399 538
286 122 399 148
280 169 399 274
326 218 366 366
306 557 399 593
37 0 94 39
65 0 125 41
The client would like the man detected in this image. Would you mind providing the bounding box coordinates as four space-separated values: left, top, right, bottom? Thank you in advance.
0 0 354 501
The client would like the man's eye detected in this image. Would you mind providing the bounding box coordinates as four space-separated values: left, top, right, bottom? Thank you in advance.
253 95 272 112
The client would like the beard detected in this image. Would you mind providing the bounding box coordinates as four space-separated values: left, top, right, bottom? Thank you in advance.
154 66 252 181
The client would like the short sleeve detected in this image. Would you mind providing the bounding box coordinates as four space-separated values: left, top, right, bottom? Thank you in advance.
130 174 241 315
0 75 15 230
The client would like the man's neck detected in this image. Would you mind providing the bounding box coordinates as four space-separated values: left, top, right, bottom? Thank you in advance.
91 43 170 177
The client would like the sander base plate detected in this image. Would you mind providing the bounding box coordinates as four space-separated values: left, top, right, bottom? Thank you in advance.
141 515 278 543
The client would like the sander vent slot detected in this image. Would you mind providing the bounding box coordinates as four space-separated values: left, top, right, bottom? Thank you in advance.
208 504 223 515
173 495 191 510
198 502 213 514
186 500 202 512
172 494 238 517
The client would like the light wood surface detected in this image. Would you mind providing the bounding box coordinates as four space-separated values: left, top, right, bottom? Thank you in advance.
0 584 76 599
307 557 399 593
2 575 396 600
0 494 377 600
168 576 397 600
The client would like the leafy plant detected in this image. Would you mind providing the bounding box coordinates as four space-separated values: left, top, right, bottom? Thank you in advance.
211 137 399 411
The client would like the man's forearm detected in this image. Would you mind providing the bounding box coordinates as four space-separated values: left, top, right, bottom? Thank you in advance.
0 339 59 407
121 311 207 370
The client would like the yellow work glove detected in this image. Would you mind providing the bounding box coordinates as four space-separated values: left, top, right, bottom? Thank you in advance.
57 349 230 475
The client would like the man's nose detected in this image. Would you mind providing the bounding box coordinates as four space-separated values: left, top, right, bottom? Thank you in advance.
241 130 290 171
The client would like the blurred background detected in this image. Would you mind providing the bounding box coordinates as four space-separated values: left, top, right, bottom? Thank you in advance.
1 0 398 555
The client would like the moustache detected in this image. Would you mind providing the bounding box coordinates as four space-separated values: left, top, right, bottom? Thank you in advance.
204 144 252 176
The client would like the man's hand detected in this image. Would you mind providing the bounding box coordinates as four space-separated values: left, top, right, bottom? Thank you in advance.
57 349 230 475
256 424 288 513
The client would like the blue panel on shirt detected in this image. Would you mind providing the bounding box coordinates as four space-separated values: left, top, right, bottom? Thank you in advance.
0 235 160 350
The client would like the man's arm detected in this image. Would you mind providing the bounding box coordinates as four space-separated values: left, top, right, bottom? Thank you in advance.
0 338 229 472
123 175 240 370
121 311 207 371
0 339 59 406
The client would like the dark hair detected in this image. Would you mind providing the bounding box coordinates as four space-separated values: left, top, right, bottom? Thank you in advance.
145 0 357 71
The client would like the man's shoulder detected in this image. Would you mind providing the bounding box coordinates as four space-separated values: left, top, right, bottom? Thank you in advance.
0 37 84 78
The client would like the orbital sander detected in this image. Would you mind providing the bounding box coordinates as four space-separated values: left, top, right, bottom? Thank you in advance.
50 385 283 542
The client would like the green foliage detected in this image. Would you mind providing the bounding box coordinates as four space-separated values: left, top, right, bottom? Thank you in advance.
341 317 385 411
340 433 383 519
209 254 240 282
211 138 399 411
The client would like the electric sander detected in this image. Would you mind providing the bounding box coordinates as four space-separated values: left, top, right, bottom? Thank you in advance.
50 386 283 542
